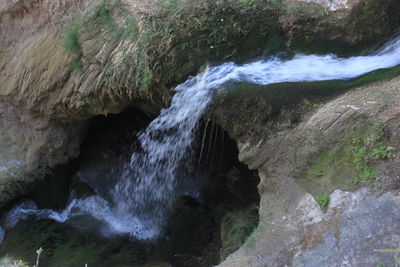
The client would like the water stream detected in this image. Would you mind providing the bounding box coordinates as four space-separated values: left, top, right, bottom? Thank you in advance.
5 36 400 240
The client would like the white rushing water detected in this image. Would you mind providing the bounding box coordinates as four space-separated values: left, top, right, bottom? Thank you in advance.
5 36 400 240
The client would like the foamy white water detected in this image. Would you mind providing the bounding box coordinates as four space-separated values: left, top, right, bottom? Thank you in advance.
5 36 400 240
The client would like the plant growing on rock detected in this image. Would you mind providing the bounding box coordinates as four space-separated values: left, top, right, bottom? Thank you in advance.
63 24 83 71
63 26 80 55
351 129 390 182
316 192 329 210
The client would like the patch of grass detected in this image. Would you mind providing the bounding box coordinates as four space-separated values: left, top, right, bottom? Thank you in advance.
70 58 83 71
121 15 140 41
63 25 81 55
90 1 114 25
316 193 329 210
62 0 128 70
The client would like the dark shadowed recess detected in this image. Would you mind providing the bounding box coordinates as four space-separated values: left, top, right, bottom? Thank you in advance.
0 107 260 267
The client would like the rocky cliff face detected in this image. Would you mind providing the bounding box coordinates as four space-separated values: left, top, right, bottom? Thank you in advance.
213 72 400 266
1 0 400 265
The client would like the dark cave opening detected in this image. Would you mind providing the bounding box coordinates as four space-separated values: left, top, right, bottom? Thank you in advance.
0 107 260 267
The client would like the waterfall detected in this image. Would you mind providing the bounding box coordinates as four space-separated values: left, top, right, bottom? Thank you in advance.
5 36 400 240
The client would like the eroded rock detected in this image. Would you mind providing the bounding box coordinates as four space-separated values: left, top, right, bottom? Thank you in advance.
1 0 400 205
215 72 400 266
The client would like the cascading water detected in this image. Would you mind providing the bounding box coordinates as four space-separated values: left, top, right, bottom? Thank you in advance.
5 36 400 240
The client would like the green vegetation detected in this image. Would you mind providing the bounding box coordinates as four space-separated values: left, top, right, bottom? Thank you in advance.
316 193 329 210
351 128 389 182
301 138 359 198
62 0 282 95
63 24 82 71
63 26 80 55
76 92 91 104
70 58 83 71
297 121 395 210
62 1 121 70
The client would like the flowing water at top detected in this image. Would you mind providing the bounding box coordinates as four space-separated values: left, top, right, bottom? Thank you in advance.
5 36 400 240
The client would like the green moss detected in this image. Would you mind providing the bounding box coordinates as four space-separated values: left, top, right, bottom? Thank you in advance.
299 121 393 206
302 137 359 197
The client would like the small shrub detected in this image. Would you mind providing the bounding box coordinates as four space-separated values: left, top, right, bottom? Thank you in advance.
317 193 329 210
91 1 113 25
